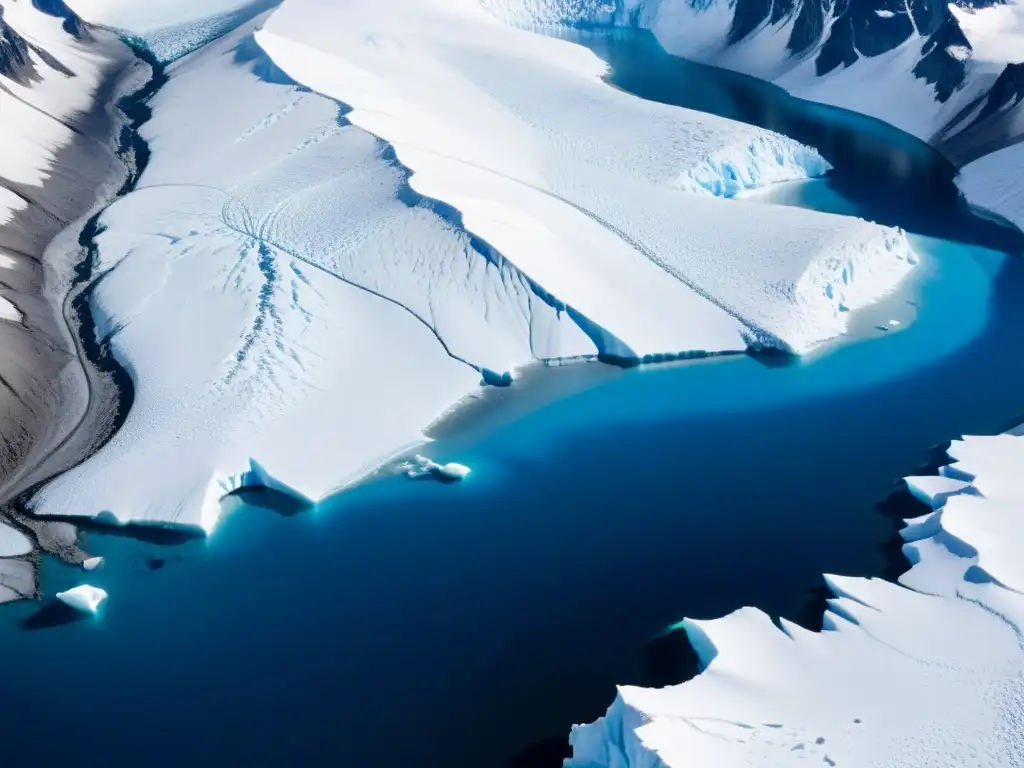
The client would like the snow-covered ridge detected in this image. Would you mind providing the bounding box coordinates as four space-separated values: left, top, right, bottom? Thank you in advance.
568 426 1024 767
0 0 132 601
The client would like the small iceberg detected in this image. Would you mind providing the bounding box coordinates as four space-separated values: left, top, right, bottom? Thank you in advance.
82 557 104 572
402 454 472 481
55 585 108 615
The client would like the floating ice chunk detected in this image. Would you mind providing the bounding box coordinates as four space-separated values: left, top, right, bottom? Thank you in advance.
403 455 472 481
436 462 472 480
82 557 104 572
888 319 901 327
56 585 108 614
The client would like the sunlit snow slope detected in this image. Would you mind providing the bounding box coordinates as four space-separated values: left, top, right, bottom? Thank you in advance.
491 0 1024 167
569 427 1024 767
258 0 918 356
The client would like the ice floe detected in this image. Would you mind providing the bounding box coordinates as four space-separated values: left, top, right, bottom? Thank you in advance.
82 556 104 571
55 584 107 614
568 425 1024 767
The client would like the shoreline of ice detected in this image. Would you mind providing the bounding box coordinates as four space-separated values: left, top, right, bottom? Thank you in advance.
567 425 1024 766
18 0 924 538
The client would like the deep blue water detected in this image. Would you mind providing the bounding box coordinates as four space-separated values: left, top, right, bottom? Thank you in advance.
4 28 1024 768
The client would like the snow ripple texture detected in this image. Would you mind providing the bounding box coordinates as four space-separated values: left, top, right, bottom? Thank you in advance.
568 428 1024 767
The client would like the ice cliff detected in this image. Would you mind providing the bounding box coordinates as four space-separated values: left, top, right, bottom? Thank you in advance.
568 426 1024 767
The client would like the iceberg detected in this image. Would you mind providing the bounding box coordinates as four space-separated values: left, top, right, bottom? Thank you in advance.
55 584 108 614
82 556 104 571
567 425 1024 767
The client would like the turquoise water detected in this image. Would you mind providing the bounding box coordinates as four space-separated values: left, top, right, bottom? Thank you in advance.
4 28 1024 768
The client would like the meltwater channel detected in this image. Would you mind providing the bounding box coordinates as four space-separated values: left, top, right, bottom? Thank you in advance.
3 27 1024 768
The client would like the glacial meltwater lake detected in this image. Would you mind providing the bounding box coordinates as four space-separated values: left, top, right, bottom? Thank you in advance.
4 28 1024 767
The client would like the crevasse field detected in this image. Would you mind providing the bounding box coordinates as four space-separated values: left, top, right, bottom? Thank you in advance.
2 0 1024 765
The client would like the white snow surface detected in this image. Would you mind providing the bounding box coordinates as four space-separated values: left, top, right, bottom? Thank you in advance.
957 142 1024 231
31 13 596 533
491 0 1021 146
0 0 120 223
56 584 107 614
568 427 1024 767
951 1 1024 66
259 0 917 355
32 1 918 533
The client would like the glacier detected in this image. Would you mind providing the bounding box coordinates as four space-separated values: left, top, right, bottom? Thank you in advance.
258 0 919 358
24 0 922 534
489 0 1024 166
567 426 1024 767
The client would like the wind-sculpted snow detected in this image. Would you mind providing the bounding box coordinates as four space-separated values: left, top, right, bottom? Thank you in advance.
31 15 599 532
258 0 916 356
568 427 1024 767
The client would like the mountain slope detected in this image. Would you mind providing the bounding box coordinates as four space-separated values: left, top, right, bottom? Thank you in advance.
486 0 1024 166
